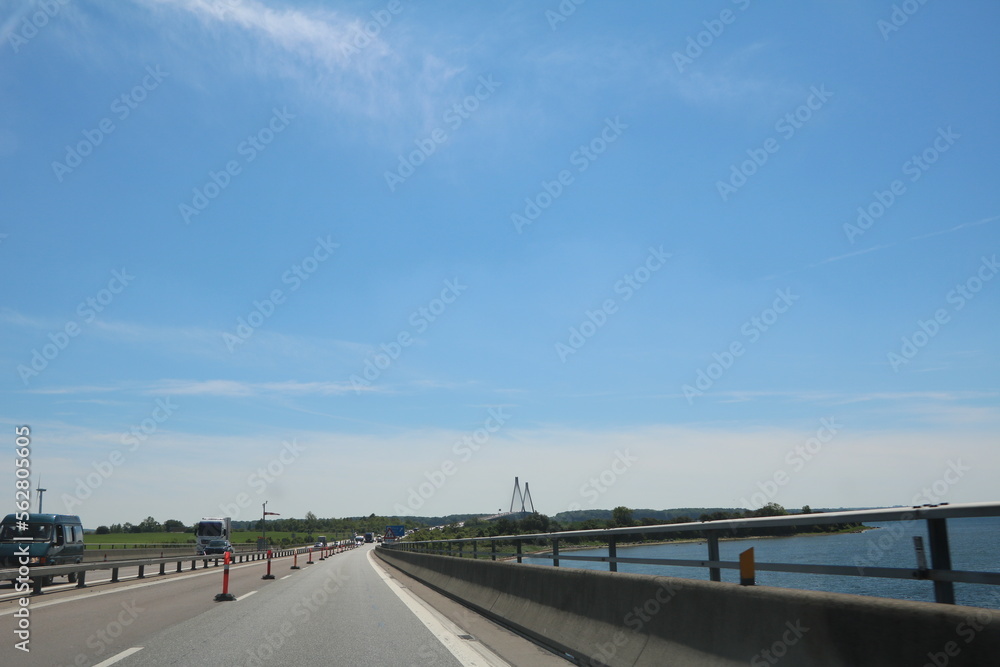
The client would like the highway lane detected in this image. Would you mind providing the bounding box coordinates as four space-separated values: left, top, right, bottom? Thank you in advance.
1 548 306 666
0 545 504 666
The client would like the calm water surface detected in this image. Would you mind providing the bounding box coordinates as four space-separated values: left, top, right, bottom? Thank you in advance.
525 516 1000 610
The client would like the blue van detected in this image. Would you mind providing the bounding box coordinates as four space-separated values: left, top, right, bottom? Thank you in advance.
0 513 86 584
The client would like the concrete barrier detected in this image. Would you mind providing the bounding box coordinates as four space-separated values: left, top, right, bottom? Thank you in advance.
376 548 1000 667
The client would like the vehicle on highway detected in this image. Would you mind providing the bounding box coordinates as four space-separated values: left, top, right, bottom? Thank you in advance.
195 517 231 555
364 532 374 543
202 539 234 556
0 513 85 584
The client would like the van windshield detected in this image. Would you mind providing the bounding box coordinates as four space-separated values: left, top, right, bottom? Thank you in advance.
0 522 52 542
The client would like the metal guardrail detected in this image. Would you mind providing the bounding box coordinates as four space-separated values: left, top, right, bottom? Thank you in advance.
381 501 1000 605
1 543 355 594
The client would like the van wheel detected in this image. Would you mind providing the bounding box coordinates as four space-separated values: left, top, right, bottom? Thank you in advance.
68 572 77 583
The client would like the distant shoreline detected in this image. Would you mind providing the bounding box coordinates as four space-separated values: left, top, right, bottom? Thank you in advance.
502 525 875 560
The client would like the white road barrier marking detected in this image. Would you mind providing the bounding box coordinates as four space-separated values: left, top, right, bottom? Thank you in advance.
93 647 143 666
367 550 510 667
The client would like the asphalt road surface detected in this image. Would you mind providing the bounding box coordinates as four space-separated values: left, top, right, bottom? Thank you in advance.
0 544 568 667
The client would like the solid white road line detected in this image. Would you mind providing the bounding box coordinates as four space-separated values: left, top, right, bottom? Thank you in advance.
367 550 511 667
92 647 143 666
0 559 281 616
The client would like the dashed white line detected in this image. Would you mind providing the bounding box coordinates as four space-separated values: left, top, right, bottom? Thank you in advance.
93 647 143 666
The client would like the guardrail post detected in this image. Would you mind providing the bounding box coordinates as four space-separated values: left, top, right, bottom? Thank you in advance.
609 536 617 573
111 567 119 583
137 565 145 579
552 538 559 568
927 518 955 604
176 561 182 573
707 534 721 582
491 540 496 561
458 542 464 559
473 541 478 560
76 571 86 588
159 563 166 576
516 541 522 564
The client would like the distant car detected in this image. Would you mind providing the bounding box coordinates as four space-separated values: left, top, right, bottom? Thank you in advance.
314 541 326 548
203 539 234 556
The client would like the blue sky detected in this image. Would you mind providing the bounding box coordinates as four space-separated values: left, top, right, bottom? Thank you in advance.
1 0 998 528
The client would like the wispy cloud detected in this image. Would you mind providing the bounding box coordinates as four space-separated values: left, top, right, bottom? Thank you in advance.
28 378 370 398
129 0 459 129
763 214 1000 281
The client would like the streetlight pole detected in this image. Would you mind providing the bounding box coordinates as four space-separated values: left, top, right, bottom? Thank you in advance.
262 501 267 548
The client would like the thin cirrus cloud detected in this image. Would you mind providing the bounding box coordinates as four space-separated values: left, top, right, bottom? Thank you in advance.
129 0 460 128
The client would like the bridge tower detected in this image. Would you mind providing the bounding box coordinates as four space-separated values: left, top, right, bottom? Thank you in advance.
509 477 535 514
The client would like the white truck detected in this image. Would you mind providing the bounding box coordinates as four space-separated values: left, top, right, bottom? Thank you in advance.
195 517 232 555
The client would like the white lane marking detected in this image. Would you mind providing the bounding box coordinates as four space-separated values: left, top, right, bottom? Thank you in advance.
0 559 274 616
367 551 510 667
93 647 143 666
281 575 292 580
237 591 258 601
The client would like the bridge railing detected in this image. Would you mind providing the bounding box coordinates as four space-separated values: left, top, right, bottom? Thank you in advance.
381 501 1000 605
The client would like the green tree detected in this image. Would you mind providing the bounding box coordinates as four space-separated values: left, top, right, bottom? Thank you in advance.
95 525 110 535
612 506 634 527
137 516 161 532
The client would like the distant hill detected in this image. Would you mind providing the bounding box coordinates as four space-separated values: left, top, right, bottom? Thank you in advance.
552 508 742 524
